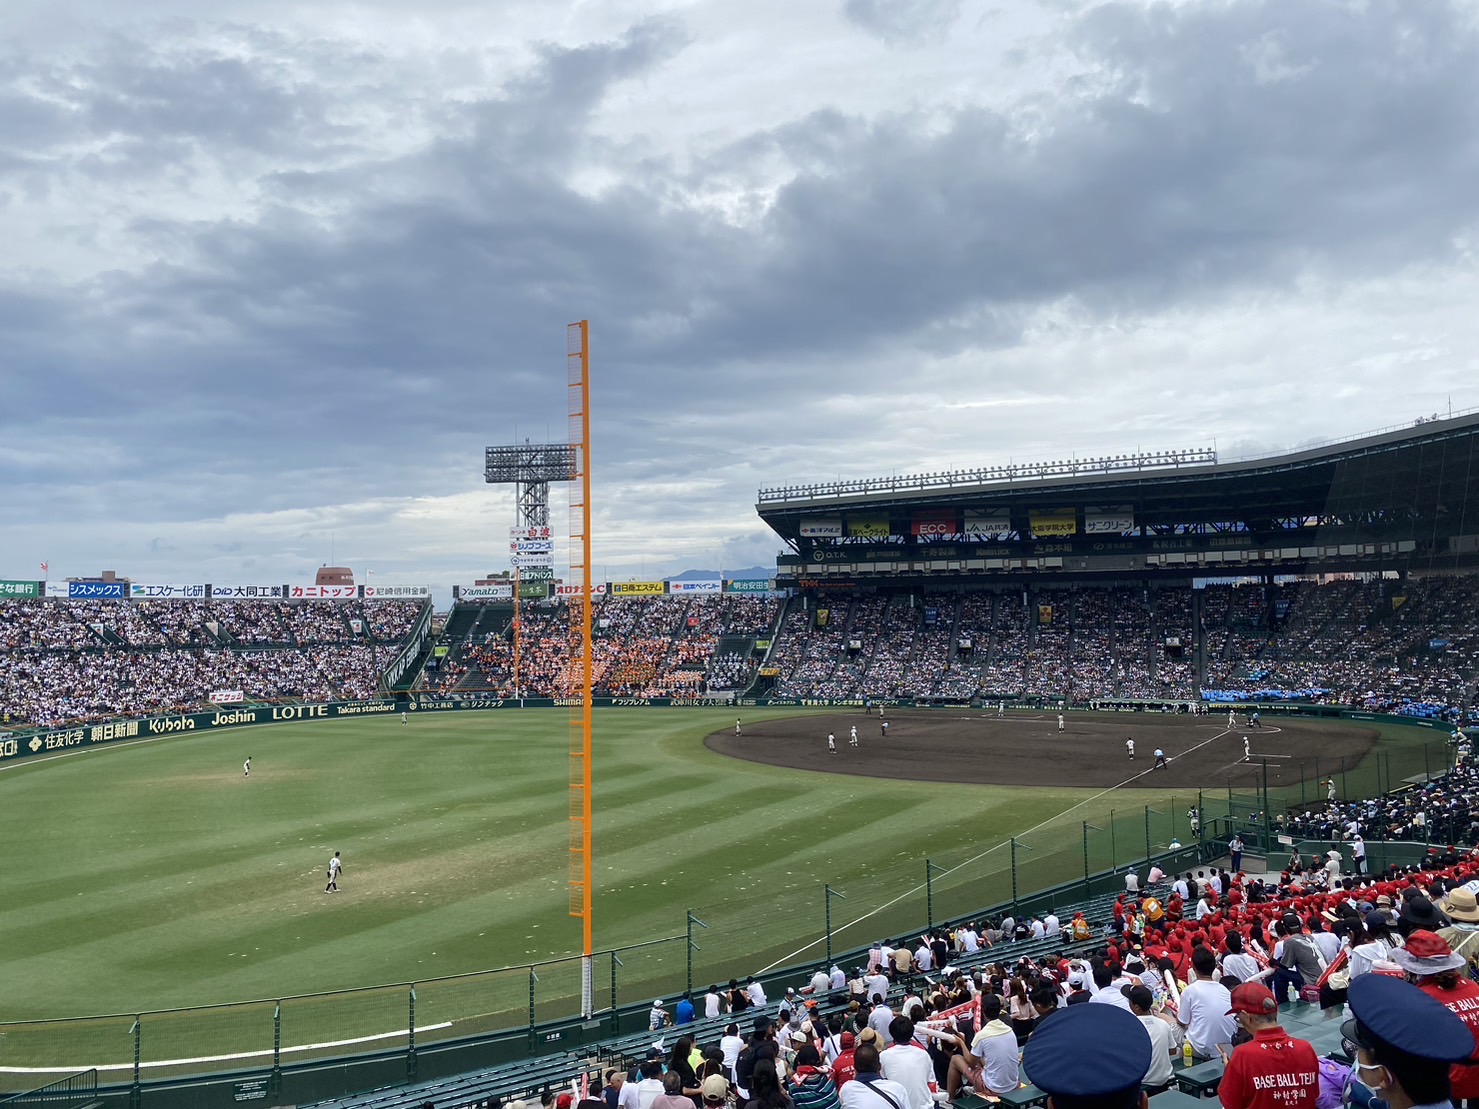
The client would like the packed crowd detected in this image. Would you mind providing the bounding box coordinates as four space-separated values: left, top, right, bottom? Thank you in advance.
0 599 423 727
1281 758 1479 846
428 595 784 699
593 846 1479 1109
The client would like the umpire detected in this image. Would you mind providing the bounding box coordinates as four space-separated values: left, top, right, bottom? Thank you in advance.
1341 974 1475 1109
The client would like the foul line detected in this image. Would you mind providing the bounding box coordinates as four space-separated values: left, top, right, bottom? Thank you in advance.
757 725 1237 974
0 1023 453 1074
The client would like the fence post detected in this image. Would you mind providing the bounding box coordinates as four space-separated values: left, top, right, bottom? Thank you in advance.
272 1000 282 1098
1081 823 1090 897
926 861 946 931
686 910 707 995
527 967 538 1053
1341 758 1348 800
131 1016 141 1109
824 886 847 967
407 985 418 1081
1424 743 1431 782
610 952 623 1035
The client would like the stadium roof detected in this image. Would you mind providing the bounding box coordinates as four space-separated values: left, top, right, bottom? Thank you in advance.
756 408 1479 547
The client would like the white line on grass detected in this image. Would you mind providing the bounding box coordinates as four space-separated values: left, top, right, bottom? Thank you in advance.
0 1023 453 1074
757 725 1237 973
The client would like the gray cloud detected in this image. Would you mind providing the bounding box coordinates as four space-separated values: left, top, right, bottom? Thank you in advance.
842 0 962 45
1 1 1477 587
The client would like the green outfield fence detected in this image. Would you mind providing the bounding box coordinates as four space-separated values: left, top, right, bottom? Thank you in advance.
0 702 1456 1106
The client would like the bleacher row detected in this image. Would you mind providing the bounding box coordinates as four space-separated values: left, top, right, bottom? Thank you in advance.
0 599 425 728
3 573 1477 728
302 930 1108 1109
428 574 1479 720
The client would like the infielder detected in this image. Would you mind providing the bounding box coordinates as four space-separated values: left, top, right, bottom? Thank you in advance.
1057 714 1065 732
827 732 836 752
880 719 889 737
1243 736 1251 760
736 719 742 736
850 725 858 746
1126 737 1134 760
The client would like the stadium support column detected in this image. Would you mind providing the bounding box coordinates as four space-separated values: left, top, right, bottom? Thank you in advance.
566 320 596 1018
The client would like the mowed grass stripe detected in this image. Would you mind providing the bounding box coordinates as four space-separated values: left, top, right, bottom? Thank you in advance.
0 709 1181 1019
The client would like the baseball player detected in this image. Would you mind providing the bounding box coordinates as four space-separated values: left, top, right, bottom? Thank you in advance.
1057 713 1065 732
827 732 836 753
1243 736 1251 760
243 756 251 778
325 851 343 893
880 719 889 737
1126 737 1134 760
850 725 858 746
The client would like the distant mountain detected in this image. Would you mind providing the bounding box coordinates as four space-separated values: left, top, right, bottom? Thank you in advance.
669 566 774 581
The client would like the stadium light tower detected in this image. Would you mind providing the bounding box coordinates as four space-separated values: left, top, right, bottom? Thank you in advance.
484 442 578 527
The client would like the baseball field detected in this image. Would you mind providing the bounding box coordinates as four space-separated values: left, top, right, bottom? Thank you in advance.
0 705 1415 1078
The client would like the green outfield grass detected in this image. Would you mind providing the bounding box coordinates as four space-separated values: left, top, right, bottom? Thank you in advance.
0 706 1435 1078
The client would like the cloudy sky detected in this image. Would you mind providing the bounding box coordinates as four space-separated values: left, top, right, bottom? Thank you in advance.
2 0 1477 595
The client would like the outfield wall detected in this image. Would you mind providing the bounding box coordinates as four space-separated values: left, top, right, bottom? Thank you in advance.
0 693 1452 769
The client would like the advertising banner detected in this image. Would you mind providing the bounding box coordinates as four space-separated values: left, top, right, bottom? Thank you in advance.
519 566 555 581
726 579 774 593
363 584 431 599
799 518 843 538
517 581 550 600
1085 507 1135 535
611 581 666 596
963 511 1012 540
555 582 608 596
668 579 721 594
911 509 957 538
847 516 891 539
130 583 207 599
1029 509 1077 538
0 580 40 598
461 584 513 600
213 585 287 600
68 581 125 599
509 540 554 554
210 690 244 703
289 585 358 599
510 555 554 569
509 526 552 540
45 581 69 598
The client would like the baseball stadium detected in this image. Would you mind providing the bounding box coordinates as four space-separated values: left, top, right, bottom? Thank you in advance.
3 407 1479 1109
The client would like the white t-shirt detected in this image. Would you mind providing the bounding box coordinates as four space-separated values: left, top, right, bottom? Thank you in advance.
1221 952 1260 983
1043 914 1060 936
719 1033 744 1075
863 973 890 1002
839 1076 911 1109
747 981 767 1007
1178 979 1236 1058
705 992 723 1018
879 1043 935 1109
970 1022 1020 1095
811 970 832 993
1089 986 1132 1012
1137 1013 1179 1087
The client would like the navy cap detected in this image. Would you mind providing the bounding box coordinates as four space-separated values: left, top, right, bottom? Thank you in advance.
1022 1004 1152 1097
1342 975 1474 1062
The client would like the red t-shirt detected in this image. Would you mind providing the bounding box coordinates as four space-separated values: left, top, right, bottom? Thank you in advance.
831 1049 857 1088
1217 1026 1319 1109
1416 978 1479 1098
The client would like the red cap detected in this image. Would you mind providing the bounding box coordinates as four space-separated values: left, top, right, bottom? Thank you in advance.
1226 983 1278 1017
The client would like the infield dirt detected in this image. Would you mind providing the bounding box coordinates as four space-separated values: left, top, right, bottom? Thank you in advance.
707 709 1377 790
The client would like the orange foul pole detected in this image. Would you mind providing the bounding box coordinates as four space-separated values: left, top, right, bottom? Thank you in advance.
565 320 594 1014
